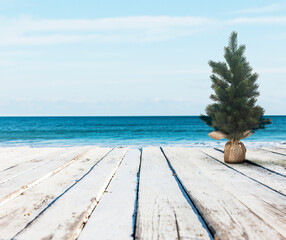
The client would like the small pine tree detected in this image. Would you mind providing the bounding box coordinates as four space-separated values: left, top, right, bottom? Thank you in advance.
201 31 271 162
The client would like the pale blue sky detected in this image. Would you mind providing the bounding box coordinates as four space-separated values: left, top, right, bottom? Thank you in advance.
0 0 285 116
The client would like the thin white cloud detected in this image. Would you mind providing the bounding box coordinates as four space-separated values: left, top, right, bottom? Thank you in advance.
142 67 286 75
228 16 286 24
0 16 215 44
257 67 286 74
0 15 285 45
0 16 214 32
232 3 281 14
0 50 36 57
139 69 209 75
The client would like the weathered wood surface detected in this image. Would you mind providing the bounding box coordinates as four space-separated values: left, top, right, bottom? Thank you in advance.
0 148 70 184
136 147 211 240
78 149 140 240
202 148 286 195
0 146 285 240
162 147 286 239
215 147 286 176
0 147 111 239
261 147 286 155
0 147 90 207
246 148 286 176
14 147 128 240
0 147 62 172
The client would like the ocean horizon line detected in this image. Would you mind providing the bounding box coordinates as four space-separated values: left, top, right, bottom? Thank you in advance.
0 115 285 118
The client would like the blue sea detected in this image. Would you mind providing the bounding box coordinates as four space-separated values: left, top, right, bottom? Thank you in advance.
0 116 285 148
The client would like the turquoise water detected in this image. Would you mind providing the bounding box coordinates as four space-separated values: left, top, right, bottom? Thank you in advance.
0 116 285 147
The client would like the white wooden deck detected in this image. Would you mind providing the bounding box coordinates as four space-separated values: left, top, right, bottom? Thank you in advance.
0 146 285 240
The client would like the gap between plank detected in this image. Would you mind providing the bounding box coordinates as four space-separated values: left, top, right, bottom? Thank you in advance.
160 147 215 240
0 149 89 208
131 148 142 240
214 148 286 178
259 148 286 157
0 160 50 185
76 148 129 239
202 151 286 198
11 148 115 240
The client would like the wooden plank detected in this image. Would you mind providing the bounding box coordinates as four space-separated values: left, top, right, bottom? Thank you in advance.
0 147 35 158
0 147 30 156
202 148 286 195
213 147 286 176
0 147 71 172
0 147 60 171
162 147 286 239
260 147 286 156
135 147 211 240
0 148 70 184
13 147 128 240
78 148 140 240
0 147 91 207
0 147 111 239
246 148 286 176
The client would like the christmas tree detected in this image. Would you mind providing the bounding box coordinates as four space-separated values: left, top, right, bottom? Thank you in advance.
200 31 271 163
